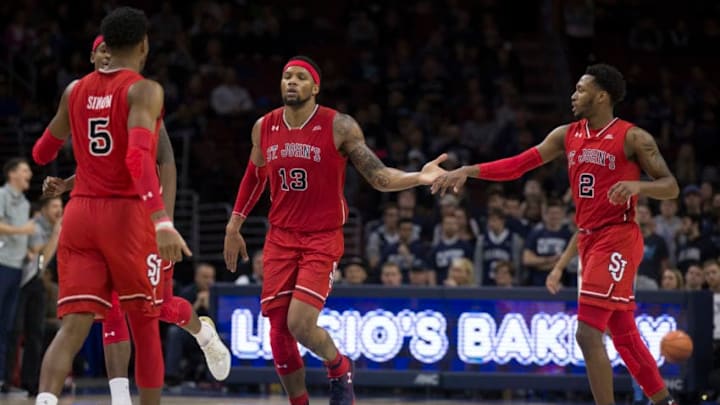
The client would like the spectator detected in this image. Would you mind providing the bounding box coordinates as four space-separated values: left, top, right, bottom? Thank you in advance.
684 263 705 291
432 194 461 244
522 199 572 286
366 203 400 270
460 105 500 157
429 214 474 285
5 196 62 395
676 214 717 272
235 250 263 285
210 68 254 116
628 17 664 52
493 260 515 288
380 262 403 286
454 207 480 243
660 269 684 290
654 199 682 266
705 259 720 294
503 193 530 238
381 218 425 279
341 257 368 286
682 184 703 216
712 193 720 247
0 158 34 391
636 204 669 290
164 263 216 386
444 257 475 287
474 209 522 286
408 260 432 286
704 260 720 366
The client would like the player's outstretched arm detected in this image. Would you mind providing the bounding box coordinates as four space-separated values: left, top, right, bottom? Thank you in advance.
127 79 191 262
336 113 448 192
32 81 77 165
157 122 177 219
545 232 578 295
431 125 569 195
224 118 267 271
608 127 679 204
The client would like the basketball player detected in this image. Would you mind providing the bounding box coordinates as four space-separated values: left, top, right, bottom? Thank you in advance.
41 34 231 404
432 64 679 405
223 56 447 405
31 8 192 405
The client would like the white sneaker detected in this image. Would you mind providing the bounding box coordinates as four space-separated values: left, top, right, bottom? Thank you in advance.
198 316 231 381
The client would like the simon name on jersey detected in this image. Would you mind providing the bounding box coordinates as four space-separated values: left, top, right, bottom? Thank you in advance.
266 142 322 163
87 95 113 110
567 148 616 170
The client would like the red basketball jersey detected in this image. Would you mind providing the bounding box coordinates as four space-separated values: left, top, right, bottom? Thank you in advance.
565 118 641 231
68 69 160 198
260 105 348 232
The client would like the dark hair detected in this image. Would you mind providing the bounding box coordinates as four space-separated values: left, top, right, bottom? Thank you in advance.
488 208 505 220
3 157 28 180
287 55 322 82
100 7 148 50
545 198 565 210
486 184 504 198
703 259 719 269
341 256 367 270
494 260 515 276
398 218 415 227
383 202 399 212
585 64 627 106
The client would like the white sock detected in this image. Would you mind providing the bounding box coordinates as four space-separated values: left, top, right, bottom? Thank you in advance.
35 393 58 405
193 321 214 347
109 378 132 405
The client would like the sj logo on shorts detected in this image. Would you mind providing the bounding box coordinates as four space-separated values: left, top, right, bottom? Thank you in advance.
608 252 628 282
146 253 162 287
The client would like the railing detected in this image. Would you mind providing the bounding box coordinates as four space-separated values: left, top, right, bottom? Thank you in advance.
195 203 269 261
344 207 363 257
175 189 200 256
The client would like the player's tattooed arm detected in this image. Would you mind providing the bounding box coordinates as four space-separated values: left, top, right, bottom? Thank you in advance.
629 127 679 199
609 127 679 203
336 113 446 192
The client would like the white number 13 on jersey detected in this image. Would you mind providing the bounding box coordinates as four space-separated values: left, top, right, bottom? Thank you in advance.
279 168 308 191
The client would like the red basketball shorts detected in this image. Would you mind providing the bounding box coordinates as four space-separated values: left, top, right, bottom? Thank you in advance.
260 226 344 315
577 222 644 311
56 197 163 318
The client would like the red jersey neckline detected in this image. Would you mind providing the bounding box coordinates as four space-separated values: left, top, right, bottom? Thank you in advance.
584 117 619 138
282 104 320 130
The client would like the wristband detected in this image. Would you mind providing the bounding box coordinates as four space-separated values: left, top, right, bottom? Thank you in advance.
154 220 175 232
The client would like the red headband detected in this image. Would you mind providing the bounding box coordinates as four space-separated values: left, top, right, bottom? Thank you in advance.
283 60 320 86
92 35 104 52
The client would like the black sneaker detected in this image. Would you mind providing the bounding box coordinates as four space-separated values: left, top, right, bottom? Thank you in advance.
328 356 354 405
